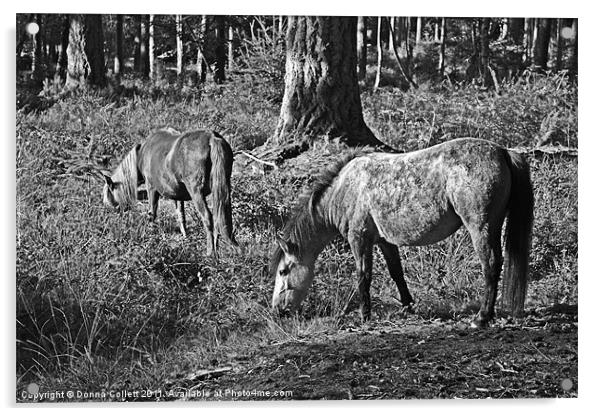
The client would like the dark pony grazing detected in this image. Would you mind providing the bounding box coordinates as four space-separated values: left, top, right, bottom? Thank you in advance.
271 138 534 328
103 128 238 256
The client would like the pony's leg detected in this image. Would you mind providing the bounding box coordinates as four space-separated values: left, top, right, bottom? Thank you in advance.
349 234 374 322
467 224 503 328
191 192 215 257
377 241 414 308
175 200 187 237
147 187 159 221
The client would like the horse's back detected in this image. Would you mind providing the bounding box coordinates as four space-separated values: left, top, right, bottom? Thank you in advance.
337 138 512 246
140 129 222 199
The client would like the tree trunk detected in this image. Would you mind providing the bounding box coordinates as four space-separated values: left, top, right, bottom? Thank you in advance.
228 24 234 69
374 17 383 92
523 18 534 65
388 17 395 51
56 15 69 79
569 19 577 80
140 15 149 77
84 14 106 87
134 15 141 72
479 18 492 86
555 18 563 71
357 16 367 80
274 16 383 147
509 18 524 44
114 14 123 80
416 17 422 43
31 14 43 82
197 15 208 83
65 15 88 89
214 15 226 84
533 18 552 71
438 17 446 77
149 14 155 79
176 14 183 76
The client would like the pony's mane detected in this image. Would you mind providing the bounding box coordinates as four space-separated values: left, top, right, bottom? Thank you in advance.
110 144 140 207
269 149 367 275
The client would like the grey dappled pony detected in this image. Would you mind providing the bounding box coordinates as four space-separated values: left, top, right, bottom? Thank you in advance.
103 128 237 256
270 138 534 328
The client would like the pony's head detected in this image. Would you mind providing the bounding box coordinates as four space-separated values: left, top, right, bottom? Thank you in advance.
270 236 315 316
102 144 141 210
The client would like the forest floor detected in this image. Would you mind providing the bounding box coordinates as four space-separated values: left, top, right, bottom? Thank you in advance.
165 306 577 401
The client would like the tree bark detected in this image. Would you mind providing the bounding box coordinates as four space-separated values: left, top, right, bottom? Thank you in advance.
149 14 155 79
388 17 395 51
508 18 524 44
197 15 208 83
438 17 446 77
84 14 106 87
176 15 183 76
140 15 149 77
555 18 563 71
523 18 534 65
274 16 384 147
533 18 552 71
228 24 234 69
373 17 383 92
479 18 492 87
569 19 577 80
134 15 141 72
214 15 226 84
56 14 70 79
114 14 124 80
357 16 367 80
416 17 422 43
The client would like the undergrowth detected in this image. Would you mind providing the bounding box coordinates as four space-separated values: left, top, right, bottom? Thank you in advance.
16 71 577 398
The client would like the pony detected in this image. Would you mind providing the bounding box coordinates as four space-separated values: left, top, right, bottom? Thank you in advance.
270 138 534 328
103 128 238 256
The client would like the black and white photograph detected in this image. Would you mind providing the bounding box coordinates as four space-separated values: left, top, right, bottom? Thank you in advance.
11 1 587 408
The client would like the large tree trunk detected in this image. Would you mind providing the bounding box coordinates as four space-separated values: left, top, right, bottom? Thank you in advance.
274 16 383 147
84 14 106 87
357 16 367 80
533 18 552 71
65 15 88 89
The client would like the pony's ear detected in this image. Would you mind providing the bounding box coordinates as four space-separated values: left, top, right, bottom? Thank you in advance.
104 175 114 190
276 236 291 256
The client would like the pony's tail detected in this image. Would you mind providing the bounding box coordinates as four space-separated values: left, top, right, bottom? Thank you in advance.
209 133 237 246
503 150 534 317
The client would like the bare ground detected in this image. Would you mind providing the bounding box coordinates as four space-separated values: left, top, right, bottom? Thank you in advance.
164 306 577 401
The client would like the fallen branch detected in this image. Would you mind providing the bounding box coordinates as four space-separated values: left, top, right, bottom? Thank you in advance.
237 150 278 169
